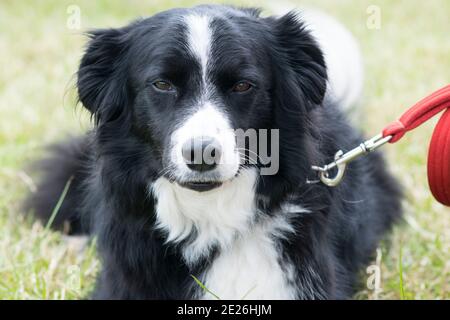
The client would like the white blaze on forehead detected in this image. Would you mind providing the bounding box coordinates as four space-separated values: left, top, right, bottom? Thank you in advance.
184 14 212 81
172 14 240 182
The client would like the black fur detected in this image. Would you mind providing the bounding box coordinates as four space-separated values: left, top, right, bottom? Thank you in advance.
24 5 402 299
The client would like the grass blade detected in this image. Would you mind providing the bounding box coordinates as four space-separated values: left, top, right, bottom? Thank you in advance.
241 285 257 300
45 176 74 230
190 275 221 300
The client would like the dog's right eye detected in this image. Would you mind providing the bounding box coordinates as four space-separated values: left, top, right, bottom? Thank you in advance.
153 80 173 91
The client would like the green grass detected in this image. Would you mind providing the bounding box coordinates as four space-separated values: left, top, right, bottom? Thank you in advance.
191 275 222 300
399 242 406 300
0 0 449 299
45 176 74 230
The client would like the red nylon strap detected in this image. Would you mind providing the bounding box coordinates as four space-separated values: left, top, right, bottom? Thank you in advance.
382 85 450 206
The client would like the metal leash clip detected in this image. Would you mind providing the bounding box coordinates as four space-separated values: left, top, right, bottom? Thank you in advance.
308 134 392 187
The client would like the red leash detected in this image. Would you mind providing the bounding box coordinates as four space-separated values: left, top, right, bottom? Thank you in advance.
311 84 450 207
382 84 450 206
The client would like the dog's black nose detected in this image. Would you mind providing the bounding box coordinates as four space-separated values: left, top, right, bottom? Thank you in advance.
182 136 222 172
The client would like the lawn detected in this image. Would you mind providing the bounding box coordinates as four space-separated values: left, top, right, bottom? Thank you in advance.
0 0 448 299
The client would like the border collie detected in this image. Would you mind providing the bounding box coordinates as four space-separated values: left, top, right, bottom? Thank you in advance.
25 5 402 299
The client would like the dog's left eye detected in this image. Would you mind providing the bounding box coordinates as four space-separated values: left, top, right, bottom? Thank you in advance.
232 81 252 93
153 80 173 91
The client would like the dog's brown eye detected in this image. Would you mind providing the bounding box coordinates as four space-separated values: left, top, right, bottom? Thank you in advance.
153 81 173 91
232 81 252 93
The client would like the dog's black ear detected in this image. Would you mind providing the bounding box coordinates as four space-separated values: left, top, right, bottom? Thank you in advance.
271 12 327 107
77 27 131 124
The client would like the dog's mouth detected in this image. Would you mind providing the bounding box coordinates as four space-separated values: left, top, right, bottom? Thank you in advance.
178 181 223 192
171 167 243 192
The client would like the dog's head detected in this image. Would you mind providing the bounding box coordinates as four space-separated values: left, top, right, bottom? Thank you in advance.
77 5 327 192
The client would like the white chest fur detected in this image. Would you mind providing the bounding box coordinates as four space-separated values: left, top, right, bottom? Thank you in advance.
202 216 298 299
151 169 299 299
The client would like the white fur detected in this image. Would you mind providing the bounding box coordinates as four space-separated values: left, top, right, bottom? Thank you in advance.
169 103 240 182
151 168 258 264
185 14 212 82
201 212 300 300
173 14 240 181
151 168 309 299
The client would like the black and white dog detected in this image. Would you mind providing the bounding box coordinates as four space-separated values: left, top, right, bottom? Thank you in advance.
25 5 402 299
